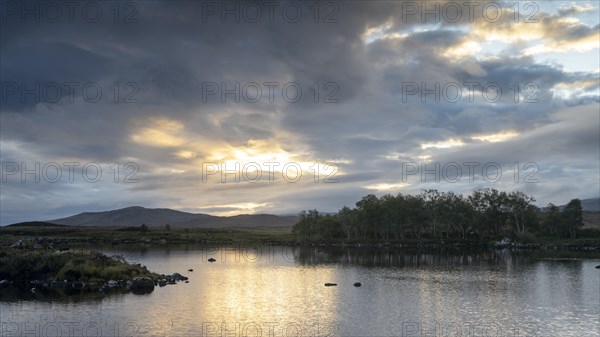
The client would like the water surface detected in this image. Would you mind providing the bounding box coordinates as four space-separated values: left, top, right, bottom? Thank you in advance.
1 246 599 336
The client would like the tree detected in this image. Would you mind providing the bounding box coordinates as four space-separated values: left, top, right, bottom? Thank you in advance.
337 206 357 239
422 189 441 238
468 189 511 239
506 191 537 234
542 203 562 237
292 209 321 240
355 194 382 239
292 190 560 242
404 194 426 239
436 192 472 239
317 215 344 240
562 199 583 239
446 193 474 239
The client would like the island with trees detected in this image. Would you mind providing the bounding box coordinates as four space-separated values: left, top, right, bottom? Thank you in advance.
292 188 598 248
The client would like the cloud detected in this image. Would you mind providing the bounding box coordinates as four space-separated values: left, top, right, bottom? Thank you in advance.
0 0 598 224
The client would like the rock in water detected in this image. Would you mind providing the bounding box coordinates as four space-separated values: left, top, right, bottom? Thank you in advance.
324 283 337 286
596 265 600 269
353 282 362 287
208 258 216 262
130 277 155 294
71 281 85 290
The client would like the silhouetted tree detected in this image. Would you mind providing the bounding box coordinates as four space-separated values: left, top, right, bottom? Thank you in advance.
562 199 583 239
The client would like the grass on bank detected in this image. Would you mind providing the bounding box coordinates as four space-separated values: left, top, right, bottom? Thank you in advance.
0 225 295 246
0 248 161 283
1 224 599 249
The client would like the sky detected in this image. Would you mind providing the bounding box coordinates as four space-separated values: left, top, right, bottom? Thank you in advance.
0 0 599 225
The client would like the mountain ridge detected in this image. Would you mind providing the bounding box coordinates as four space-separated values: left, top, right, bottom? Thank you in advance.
44 206 297 228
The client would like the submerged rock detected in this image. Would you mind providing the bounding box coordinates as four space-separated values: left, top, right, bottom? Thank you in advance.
353 282 362 287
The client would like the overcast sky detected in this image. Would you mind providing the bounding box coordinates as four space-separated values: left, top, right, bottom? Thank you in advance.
1 0 599 225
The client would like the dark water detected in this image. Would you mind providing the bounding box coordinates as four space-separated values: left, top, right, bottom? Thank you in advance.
1 246 599 336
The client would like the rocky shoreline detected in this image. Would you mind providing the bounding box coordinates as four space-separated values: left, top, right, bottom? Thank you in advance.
0 248 191 299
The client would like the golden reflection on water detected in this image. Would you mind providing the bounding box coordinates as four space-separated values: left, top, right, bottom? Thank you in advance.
135 247 341 336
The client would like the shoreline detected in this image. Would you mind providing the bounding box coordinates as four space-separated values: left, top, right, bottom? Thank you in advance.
0 248 189 301
1 225 599 251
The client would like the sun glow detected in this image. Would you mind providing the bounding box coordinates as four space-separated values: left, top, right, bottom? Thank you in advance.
197 202 270 216
471 131 519 143
420 138 465 150
365 183 409 191
130 118 185 148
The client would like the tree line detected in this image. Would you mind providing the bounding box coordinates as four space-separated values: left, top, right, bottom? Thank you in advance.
292 189 587 242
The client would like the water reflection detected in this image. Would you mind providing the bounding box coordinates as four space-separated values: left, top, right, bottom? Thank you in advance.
1 246 598 336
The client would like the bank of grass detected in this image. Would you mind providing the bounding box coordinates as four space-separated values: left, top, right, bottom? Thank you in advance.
0 248 161 283
0 225 295 247
1 224 598 250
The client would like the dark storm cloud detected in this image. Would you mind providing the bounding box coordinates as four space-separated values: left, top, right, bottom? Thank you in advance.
0 0 598 224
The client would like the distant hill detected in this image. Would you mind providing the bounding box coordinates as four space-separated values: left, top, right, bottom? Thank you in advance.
7 221 68 227
43 206 298 228
580 198 600 212
556 197 600 211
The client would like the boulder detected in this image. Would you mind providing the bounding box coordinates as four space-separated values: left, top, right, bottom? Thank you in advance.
171 273 188 281
71 281 85 290
130 277 155 294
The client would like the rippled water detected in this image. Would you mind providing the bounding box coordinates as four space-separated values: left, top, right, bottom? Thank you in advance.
1 246 599 336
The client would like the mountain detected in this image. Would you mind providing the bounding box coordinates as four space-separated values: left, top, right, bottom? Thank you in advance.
555 197 600 211
45 206 298 228
580 198 600 212
8 221 68 227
